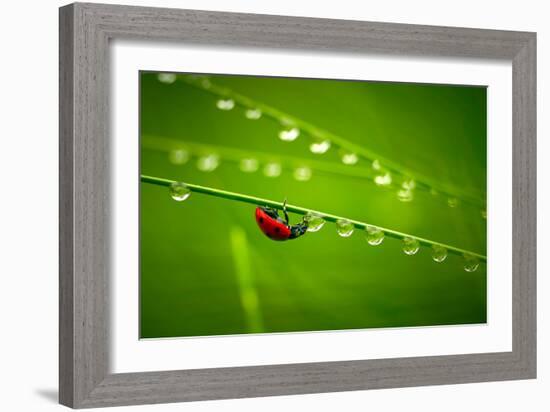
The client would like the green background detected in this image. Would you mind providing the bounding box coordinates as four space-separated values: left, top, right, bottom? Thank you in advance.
140 72 487 339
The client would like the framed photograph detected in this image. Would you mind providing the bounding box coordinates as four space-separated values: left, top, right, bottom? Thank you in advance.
59 2 536 408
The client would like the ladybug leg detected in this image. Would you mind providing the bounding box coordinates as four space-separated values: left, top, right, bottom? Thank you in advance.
262 206 280 220
282 198 290 226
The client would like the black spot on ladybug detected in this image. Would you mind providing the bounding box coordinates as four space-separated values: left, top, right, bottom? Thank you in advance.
274 227 280 233
259 217 264 223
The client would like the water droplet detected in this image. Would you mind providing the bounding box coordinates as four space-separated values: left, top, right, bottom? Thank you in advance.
293 166 312 181
157 73 176 84
336 219 354 237
447 197 459 208
374 172 392 186
309 139 331 154
263 162 282 177
239 158 259 173
431 244 447 263
402 179 416 190
278 127 300 142
340 151 358 165
245 108 262 120
304 213 325 232
481 209 487 219
169 182 191 201
216 98 235 110
197 154 219 172
365 225 384 246
168 149 190 165
402 237 420 255
463 254 480 272
397 188 414 202
372 159 381 171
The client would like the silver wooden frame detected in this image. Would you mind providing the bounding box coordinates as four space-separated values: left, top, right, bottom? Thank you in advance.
59 2 536 408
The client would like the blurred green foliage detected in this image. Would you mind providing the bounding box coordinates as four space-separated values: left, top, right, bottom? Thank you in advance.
140 72 487 338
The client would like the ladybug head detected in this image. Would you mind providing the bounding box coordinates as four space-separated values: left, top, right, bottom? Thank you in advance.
289 221 308 239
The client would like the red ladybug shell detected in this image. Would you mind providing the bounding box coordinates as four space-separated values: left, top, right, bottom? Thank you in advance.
255 207 292 241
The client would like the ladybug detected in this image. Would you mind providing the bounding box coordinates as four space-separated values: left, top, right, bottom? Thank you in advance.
255 199 308 241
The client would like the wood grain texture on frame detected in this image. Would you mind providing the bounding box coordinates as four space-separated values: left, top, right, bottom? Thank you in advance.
59 2 536 408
